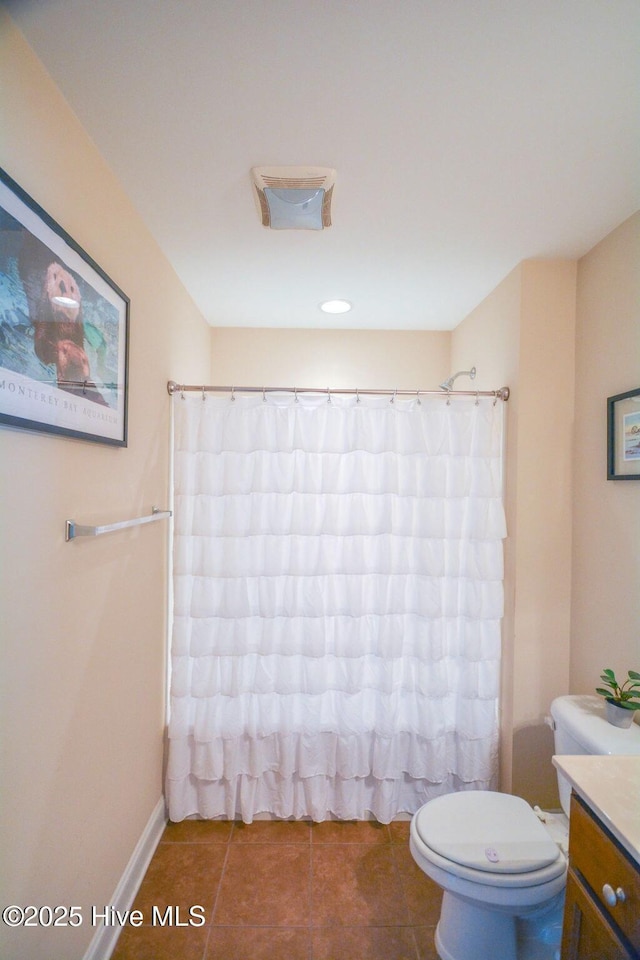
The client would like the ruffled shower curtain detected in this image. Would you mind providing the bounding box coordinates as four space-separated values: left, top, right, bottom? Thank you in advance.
166 390 506 823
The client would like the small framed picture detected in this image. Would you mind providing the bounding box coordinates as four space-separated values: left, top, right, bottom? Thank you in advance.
0 167 129 446
607 387 640 480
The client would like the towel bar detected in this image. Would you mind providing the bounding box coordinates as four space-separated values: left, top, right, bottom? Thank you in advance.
65 507 172 541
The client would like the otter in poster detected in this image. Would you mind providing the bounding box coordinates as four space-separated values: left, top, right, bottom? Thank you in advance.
17 231 107 405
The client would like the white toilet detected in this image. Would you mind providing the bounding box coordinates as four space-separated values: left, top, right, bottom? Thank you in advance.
410 695 640 960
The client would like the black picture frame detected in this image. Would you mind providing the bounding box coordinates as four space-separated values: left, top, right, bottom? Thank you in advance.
0 167 129 446
607 387 640 480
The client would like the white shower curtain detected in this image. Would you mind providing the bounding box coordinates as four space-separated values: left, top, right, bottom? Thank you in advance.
166 390 506 823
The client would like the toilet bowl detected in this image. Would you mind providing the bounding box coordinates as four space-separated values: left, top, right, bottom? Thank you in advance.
410 695 640 960
410 791 566 960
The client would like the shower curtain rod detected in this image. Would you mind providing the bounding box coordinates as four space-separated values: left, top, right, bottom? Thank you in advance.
167 381 510 401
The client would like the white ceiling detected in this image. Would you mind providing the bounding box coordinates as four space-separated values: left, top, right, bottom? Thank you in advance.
4 0 639 330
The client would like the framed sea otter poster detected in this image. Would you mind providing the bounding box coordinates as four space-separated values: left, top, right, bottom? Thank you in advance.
0 168 129 446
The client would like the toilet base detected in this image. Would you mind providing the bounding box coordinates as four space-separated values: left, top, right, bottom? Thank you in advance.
434 890 563 960
435 891 517 960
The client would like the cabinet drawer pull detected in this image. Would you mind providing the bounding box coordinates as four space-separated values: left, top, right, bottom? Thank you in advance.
602 883 626 906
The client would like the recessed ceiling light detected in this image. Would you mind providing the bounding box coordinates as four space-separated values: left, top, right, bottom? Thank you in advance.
320 299 352 314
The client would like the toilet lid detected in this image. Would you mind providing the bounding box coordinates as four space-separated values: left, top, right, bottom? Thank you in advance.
413 792 561 874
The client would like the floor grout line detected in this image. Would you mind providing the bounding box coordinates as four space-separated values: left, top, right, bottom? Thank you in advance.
308 839 314 960
200 828 235 959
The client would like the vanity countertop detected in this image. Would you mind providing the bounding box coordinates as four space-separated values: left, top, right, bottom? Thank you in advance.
553 755 640 866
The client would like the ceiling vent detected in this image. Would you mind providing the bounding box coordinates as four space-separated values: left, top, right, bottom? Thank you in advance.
251 166 336 230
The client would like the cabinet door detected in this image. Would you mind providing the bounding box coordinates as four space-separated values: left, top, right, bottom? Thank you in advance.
561 869 636 960
569 795 640 948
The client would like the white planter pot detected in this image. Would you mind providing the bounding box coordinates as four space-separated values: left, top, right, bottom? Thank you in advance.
605 699 635 728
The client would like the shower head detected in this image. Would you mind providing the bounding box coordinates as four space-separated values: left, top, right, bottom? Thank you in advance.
439 366 477 391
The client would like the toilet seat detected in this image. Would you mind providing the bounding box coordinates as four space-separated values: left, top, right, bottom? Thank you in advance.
412 791 566 888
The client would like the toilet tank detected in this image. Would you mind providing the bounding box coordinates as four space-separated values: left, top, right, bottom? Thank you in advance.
550 694 640 815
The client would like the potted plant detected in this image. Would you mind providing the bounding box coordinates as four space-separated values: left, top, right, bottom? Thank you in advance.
596 668 640 728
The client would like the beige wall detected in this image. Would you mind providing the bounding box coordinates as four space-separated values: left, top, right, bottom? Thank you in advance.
0 15 211 960
210 327 451 389
511 262 576 805
452 260 577 806
451 266 522 793
570 213 640 693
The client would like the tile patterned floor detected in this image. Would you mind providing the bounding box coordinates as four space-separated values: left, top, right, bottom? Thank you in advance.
111 818 442 960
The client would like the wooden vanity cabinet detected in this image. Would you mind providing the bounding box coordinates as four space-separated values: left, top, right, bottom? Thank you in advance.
561 792 640 960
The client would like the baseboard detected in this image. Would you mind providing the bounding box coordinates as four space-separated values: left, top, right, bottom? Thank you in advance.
83 796 167 960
